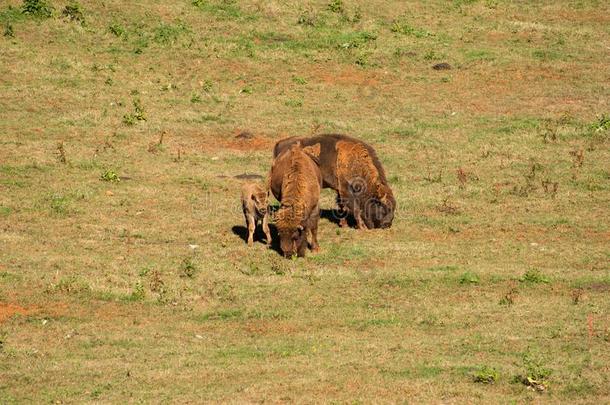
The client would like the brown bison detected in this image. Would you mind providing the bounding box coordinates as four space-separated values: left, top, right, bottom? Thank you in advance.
269 143 322 257
240 182 272 247
273 134 395 229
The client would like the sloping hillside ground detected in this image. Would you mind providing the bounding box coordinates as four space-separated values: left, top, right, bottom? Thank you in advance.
0 0 609 402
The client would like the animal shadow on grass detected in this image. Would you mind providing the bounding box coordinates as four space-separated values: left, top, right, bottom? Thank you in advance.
320 208 357 228
231 223 283 255
232 207 354 257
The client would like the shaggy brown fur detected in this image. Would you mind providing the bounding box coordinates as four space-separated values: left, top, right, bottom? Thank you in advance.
273 134 395 229
240 182 271 246
335 140 395 229
269 143 322 257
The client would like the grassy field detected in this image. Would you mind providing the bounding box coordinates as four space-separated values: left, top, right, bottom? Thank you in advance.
1 0 609 402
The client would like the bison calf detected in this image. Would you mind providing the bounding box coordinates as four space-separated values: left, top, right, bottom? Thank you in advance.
241 182 271 247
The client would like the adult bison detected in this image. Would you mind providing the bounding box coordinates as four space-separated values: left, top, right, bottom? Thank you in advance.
273 134 395 229
269 143 322 258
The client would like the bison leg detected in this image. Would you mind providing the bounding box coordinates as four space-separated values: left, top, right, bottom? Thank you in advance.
246 213 256 246
262 212 272 245
336 192 348 228
309 208 320 252
353 204 368 230
297 234 308 257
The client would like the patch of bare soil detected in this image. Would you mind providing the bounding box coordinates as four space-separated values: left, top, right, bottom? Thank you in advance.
220 130 276 152
0 303 32 324
313 65 380 87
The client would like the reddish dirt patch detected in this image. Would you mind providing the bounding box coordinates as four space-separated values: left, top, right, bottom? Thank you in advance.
313 65 380 87
220 130 276 152
0 303 32 324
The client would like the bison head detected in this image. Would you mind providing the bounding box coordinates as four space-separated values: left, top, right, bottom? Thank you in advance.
368 184 395 229
276 204 308 258
278 224 307 258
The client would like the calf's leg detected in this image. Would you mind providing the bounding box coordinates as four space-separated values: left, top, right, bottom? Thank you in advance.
246 213 256 246
262 212 272 245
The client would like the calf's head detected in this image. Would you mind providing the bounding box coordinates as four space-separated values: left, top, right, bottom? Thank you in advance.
251 190 268 216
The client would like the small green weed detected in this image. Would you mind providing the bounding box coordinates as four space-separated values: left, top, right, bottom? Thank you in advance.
100 169 120 182
532 49 560 61
201 79 213 92
180 257 197 278
285 98 303 108
424 50 444 60
465 49 495 62
50 194 71 215
513 350 552 391
153 22 190 45
3 22 14 37
589 114 610 133
427 265 458 272
355 52 369 66
459 272 480 285
126 281 145 301
109 22 126 38
473 366 499 384
292 76 307 85
519 269 550 284
1 6 24 26
122 98 146 125
240 85 253 94
338 31 376 50
200 308 243 321
327 0 345 14
51 275 91 296
21 0 53 18
391 19 431 38
192 0 248 21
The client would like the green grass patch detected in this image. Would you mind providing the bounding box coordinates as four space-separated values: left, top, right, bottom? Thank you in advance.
197 308 244 321
458 272 480 285
519 269 550 284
